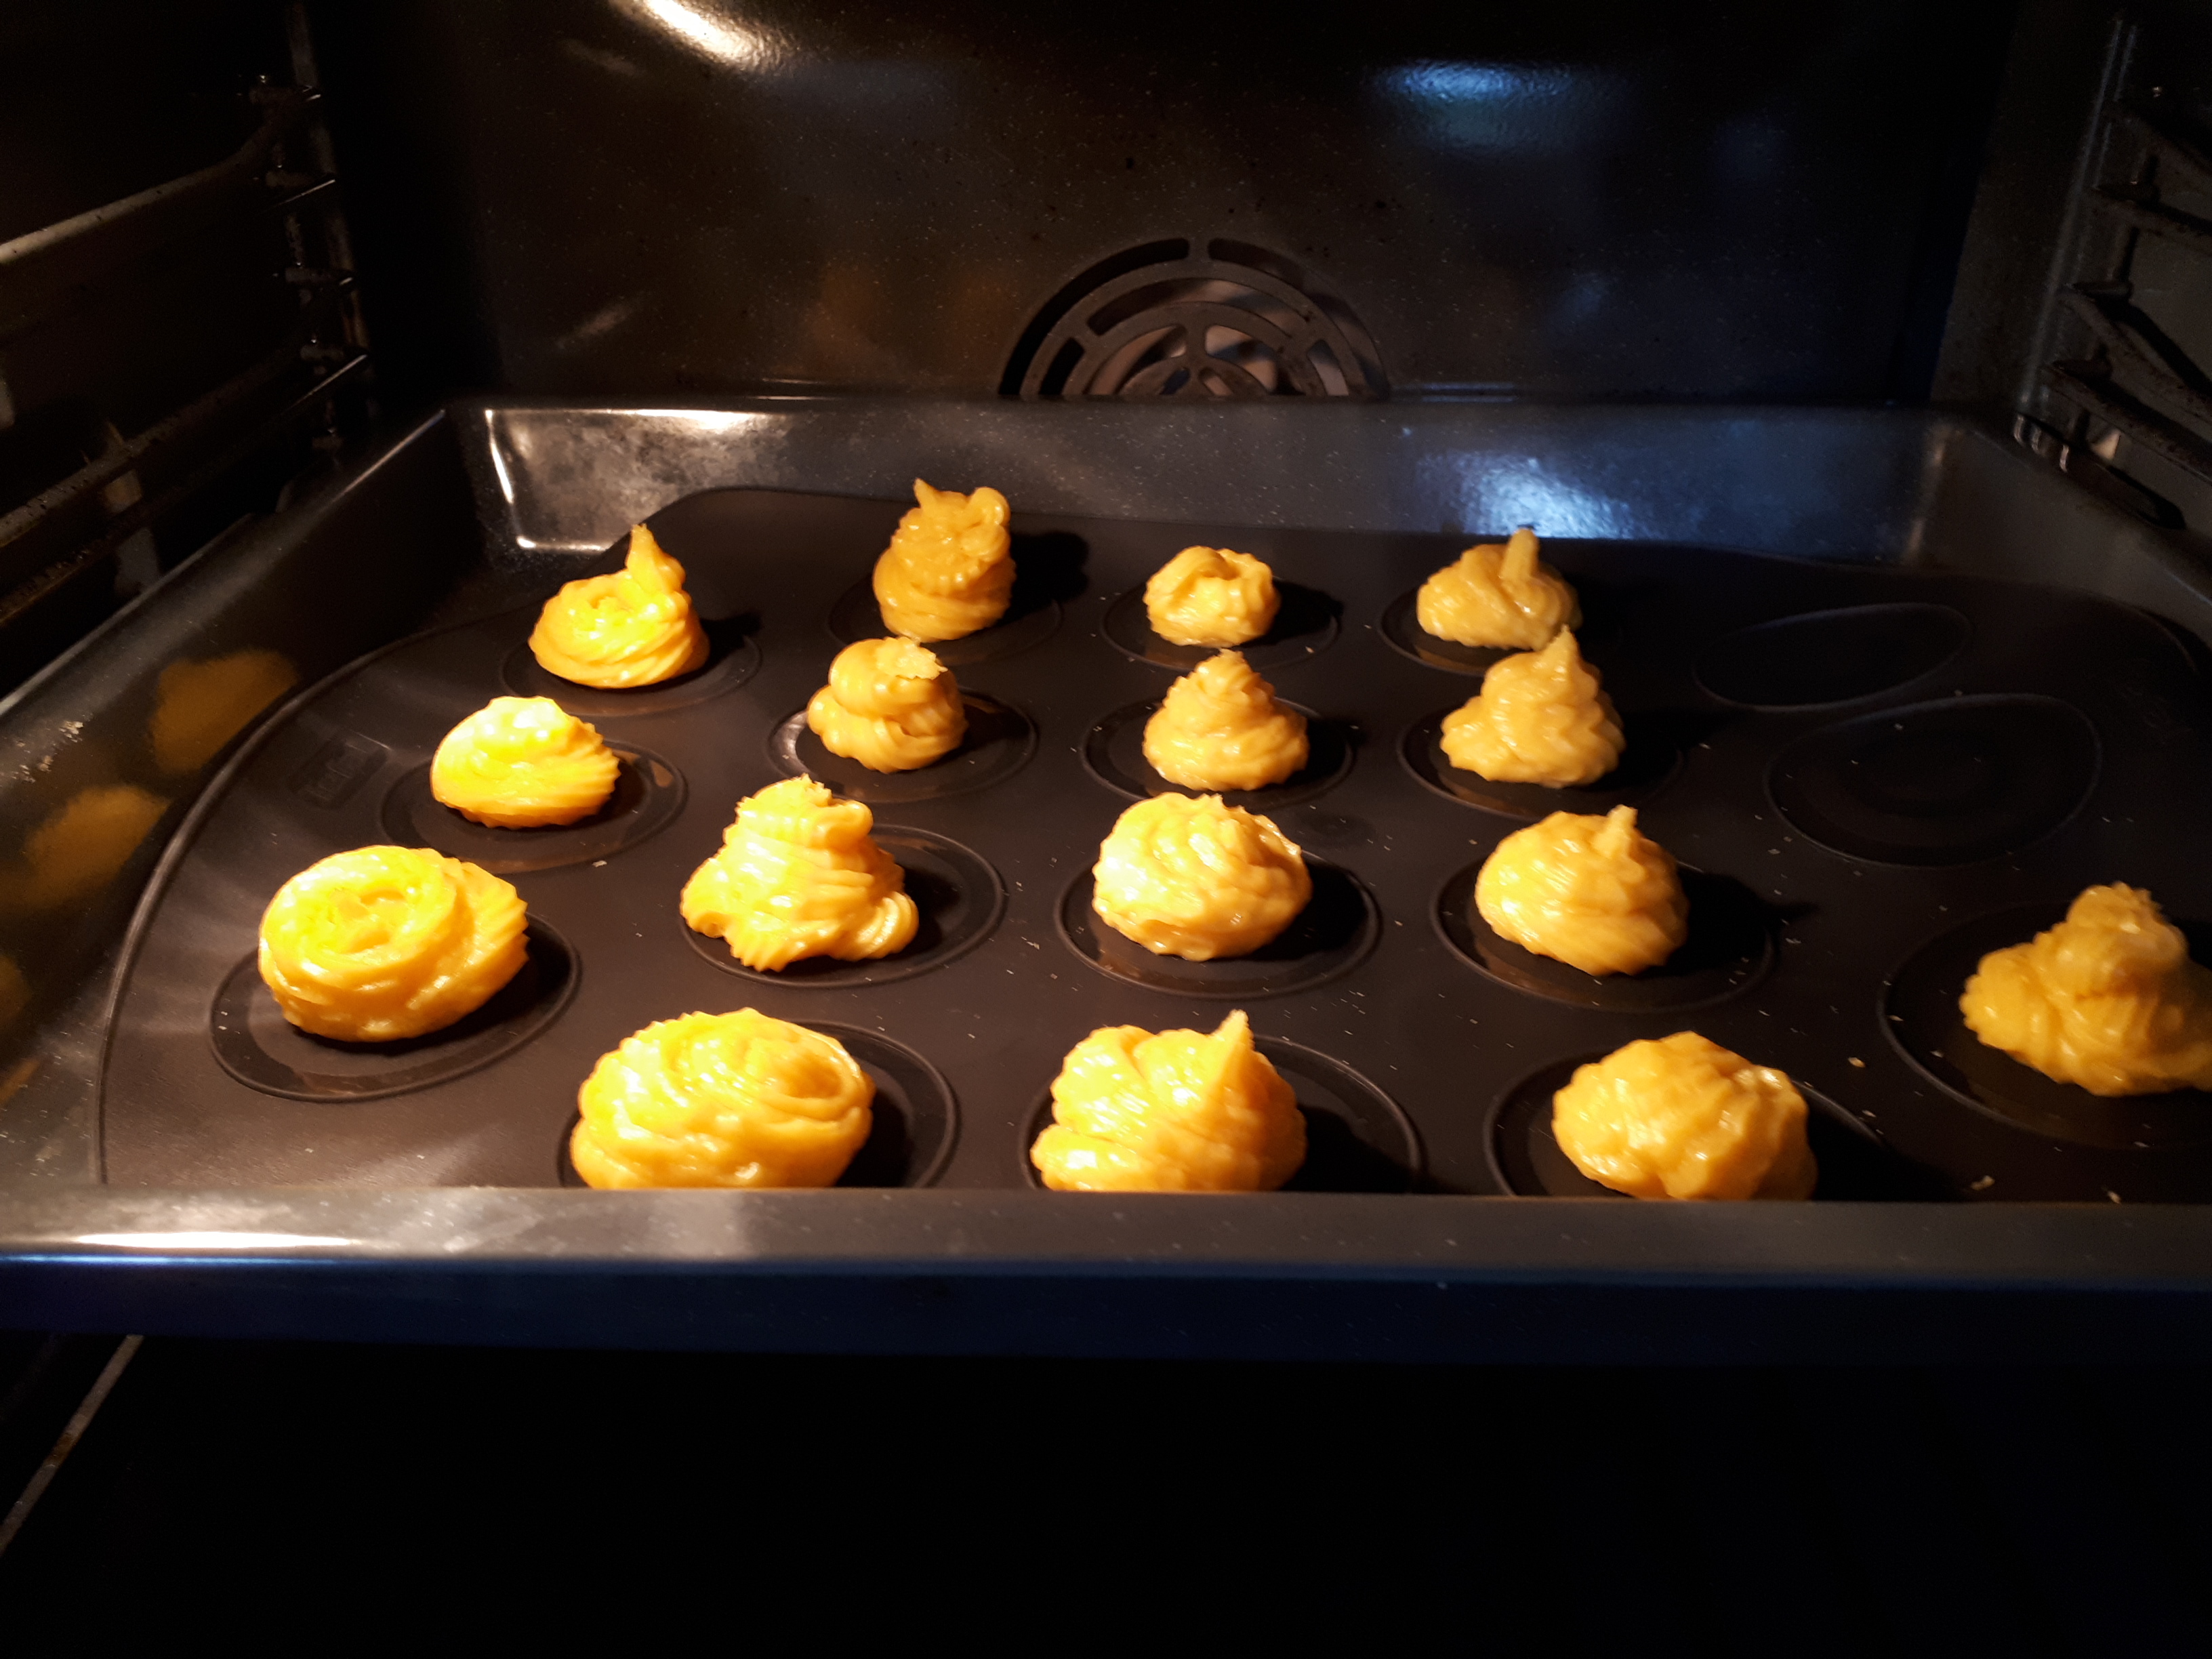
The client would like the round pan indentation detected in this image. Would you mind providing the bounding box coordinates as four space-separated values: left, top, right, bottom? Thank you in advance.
1082 699 1353 811
1399 708 1679 819
1884 901 2212 1149
1487 1056 1938 1200
1695 602 1971 709
827 581 1059 667
1434 862 1771 1011
1020 1035 1421 1193
769 695 1036 803
500 626 760 716
379 747 686 874
1769 694 2099 867
210 918 578 1102
681 827 1005 987
1057 863 1378 998
1101 581 1338 670
1377 587 1620 676
560 1023 958 1189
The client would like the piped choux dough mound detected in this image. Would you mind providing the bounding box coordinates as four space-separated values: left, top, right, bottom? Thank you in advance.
569 1009 875 1189
1553 1032 1817 1201
258 846 528 1041
1142 650 1309 792
1143 546 1280 647
805 638 967 773
430 697 619 827
680 777 918 971
1962 884 2212 1096
1032 1010 1306 1193
1417 526 1580 650
1441 631 1624 787
1092 793 1311 961
1476 805 1687 977
529 524 710 689
872 478 1013 642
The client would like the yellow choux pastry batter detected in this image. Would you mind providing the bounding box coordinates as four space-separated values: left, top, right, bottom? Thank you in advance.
1476 805 1687 977
148 649 298 775
680 777 918 971
529 523 710 689
1441 630 1624 787
1417 526 1580 650
1032 1010 1306 1192
1962 884 2212 1096
1142 650 1309 792
805 638 968 773
872 478 1014 642
430 697 620 828
1143 546 1280 647
1553 1031 1818 1200
570 1008 874 1189
258 845 528 1041
1092 793 1311 960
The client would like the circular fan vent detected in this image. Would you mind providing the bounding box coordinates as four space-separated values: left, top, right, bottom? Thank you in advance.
1003 238 1386 400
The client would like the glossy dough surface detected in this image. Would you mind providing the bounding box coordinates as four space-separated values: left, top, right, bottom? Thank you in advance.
431 697 619 827
1962 884 2212 1096
258 845 528 1040
1441 631 1623 786
805 638 967 773
571 1009 874 1189
1476 805 1687 977
1092 794 1311 960
1142 650 1309 792
1032 1010 1306 1192
1553 1031 1817 1200
529 524 710 688
872 478 1013 642
1143 546 1280 647
680 777 918 971
1416 526 1580 650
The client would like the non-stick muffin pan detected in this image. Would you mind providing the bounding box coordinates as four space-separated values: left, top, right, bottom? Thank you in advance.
100 488 2212 1202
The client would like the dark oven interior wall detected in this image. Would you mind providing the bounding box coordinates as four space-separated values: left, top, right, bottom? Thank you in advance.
306 0 2018 409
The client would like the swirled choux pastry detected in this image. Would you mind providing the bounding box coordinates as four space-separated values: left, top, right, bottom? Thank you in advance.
570 1009 874 1189
1142 651 1309 792
805 638 967 773
872 478 1014 641
1032 1010 1306 1192
1476 804 1687 977
430 697 620 827
1417 526 1580 650
1962 884 2212 1096
1092 793 1311 960
1441 630 1624 787
1553 1032 1817 1201
680 777 918 971
258 846 527 1041
529 523 710 688
1143 546 1280 647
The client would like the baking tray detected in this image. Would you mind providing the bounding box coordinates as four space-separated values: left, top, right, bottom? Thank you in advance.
100 487 2212 1203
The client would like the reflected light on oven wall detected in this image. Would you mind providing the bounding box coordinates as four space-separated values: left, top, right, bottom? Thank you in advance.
608 0 786 72
1416 451 1643 541
1372 61 1630 155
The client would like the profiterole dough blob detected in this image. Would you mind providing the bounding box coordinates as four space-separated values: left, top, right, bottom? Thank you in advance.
1031 1010 1307 1192
872 479 1014 642
1963 883 2212 1096
529 524 710 689
1143 546 1280 647
1441 630 1623 787
680 777 918 971
431 697 620 827
570 1009 874 1189
805 638 967 773
1417 526 1580 651
1552 1031 1818 1200
1091 793 1311 960
1142 650 1309 792
1475 804 1687 977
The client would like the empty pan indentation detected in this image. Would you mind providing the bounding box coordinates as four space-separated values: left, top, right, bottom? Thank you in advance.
1082 699 1353 811
1101 581 1338 670
769 694 1037 803
1884 901 2212 1149
380 747 686 874
681 828 1005 987
1377 586 1620 676
210 919 578 1102
500 621 760 716
1769 694 2099 866
1399 707 1680 819
1435 863 1771 1012
1057 863 1378 998
1696 603 1971 708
